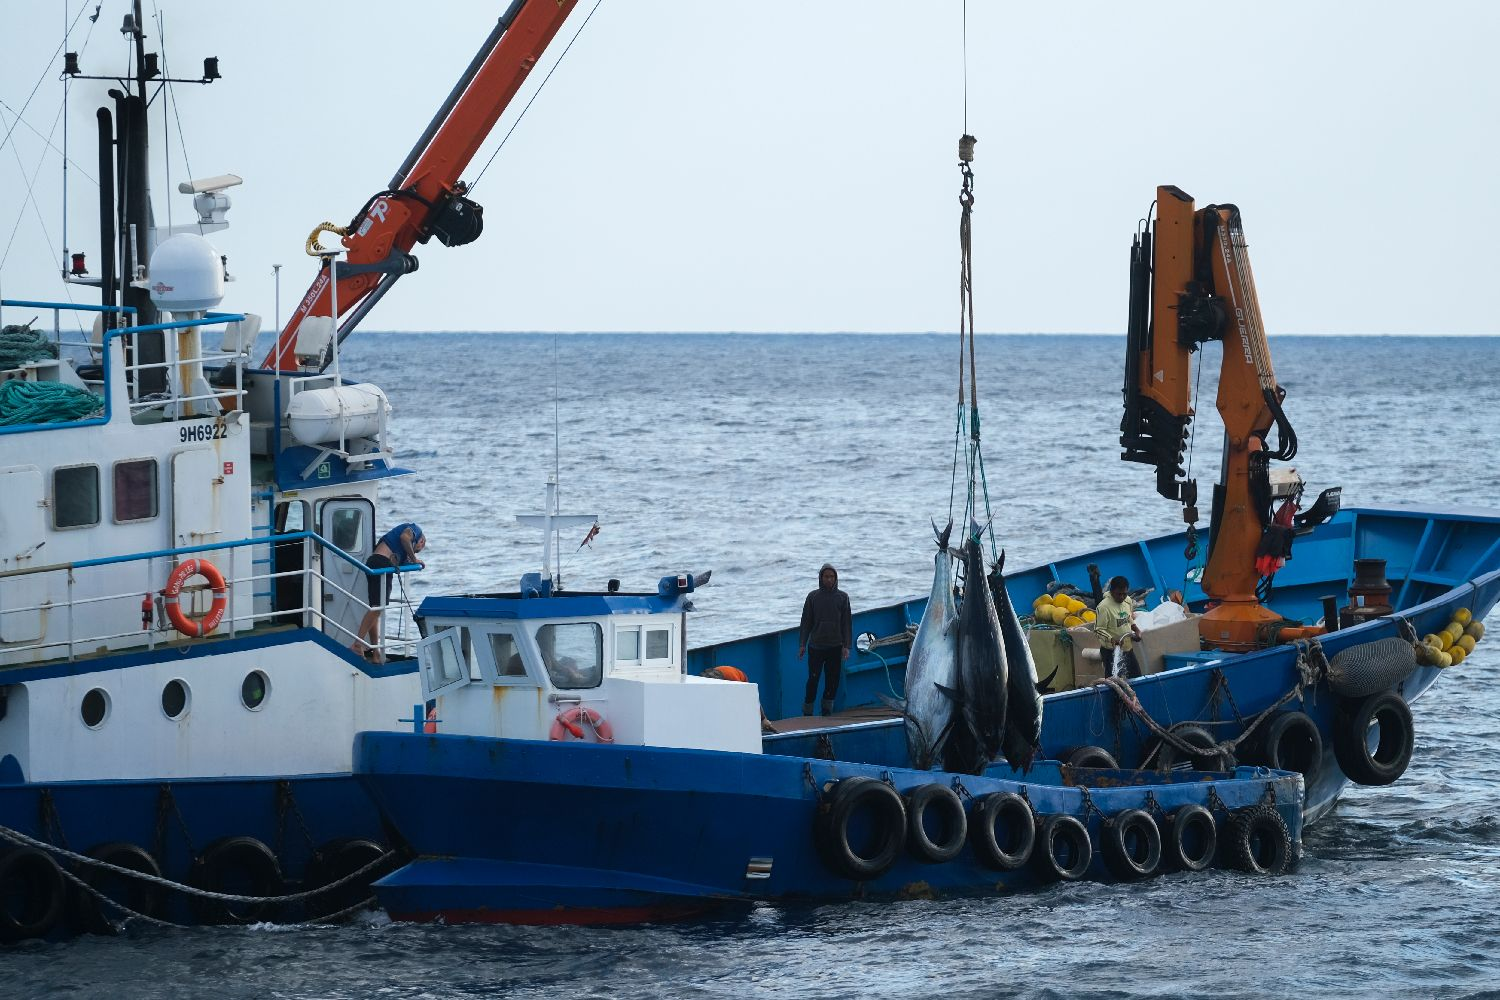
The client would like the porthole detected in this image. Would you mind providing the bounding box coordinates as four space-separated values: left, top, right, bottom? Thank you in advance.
162 679 190 720
81 688 110 729
241 670 270 711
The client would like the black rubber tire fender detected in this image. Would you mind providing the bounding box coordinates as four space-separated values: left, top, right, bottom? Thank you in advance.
1063 745 1119 770
70 841 164 935
1332 691 1414 786
1257 711 1324 779
1155 723 1234 771
1032 814 1093 882
968 792 1035 871
301 838 391 920
903 784 967 864
1164 804 1218 872
1102 808 1163 881
1226 804 1293 875
0 846 66 942
813 777 906 881
189 836 284 925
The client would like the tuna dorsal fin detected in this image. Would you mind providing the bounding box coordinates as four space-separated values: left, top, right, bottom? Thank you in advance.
935 681 962 704
1035 665 1059 694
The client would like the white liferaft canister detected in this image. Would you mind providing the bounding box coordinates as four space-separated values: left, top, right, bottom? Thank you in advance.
286 383 390 446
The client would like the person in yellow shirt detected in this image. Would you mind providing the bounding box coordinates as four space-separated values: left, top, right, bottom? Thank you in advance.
1094 575 1143 678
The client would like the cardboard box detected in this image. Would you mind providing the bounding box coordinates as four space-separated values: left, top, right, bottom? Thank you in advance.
1136 614 1202 675
1027 629 1075 692
1067 626 1105 688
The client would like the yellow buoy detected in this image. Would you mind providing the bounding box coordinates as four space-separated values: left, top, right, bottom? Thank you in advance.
1033 595 1050 611
1051 594 1073 608
1424 633 1444 650
1063 615 1084 628
1458 634 1476 653
1466 621 1485 641
1082 610 1097 623
1450 645 1467 665
1066 598 1086 614
1437 649 1454 668
1455 608 1473 626
1435 631 1454 651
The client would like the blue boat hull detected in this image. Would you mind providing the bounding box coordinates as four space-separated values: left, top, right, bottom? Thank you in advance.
355 731 1303 924
691 506 1500 824
0 774 392 930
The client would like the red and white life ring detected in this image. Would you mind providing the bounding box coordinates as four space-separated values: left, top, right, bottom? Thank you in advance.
549 705 614 743
163 559 228 637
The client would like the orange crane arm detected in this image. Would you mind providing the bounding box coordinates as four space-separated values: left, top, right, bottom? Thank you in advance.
1120 185 1300 650
263 0 578 370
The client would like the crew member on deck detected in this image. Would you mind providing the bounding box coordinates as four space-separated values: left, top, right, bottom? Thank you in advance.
353 522 426 663
797 563 852 716
1094 574 1143 678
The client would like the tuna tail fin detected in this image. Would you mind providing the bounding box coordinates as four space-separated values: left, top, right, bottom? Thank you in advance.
932 519 954 551
1035 665 1059 694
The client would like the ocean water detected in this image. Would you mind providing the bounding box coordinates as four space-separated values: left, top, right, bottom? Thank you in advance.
11 333 1500 998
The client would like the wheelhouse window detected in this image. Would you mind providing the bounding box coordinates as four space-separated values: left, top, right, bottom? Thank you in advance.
330 507 365 553
536 622 603 689
645 627 671 662
419 628 468 698
113 458 159 522
490 632 529 680
53 464 100 529
615 628 640 663
615 624 674 668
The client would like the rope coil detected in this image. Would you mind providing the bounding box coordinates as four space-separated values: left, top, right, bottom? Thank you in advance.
0 379 103 425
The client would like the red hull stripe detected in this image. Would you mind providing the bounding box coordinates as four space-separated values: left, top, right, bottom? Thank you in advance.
388 903 724 926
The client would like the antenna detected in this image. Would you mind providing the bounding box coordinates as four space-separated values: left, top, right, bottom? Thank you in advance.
515 478 596 593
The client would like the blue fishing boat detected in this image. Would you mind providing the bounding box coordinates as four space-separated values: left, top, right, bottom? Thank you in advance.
353 536 1304 925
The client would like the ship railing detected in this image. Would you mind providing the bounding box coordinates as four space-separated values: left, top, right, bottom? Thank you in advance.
116 314 253 418
0 531 422 665
0 299 253 425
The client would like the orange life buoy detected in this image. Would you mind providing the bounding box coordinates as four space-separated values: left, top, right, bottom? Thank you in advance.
549 705 614 743
163 558 228 637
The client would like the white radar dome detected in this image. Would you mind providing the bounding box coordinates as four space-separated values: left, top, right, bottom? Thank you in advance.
148 234 224 311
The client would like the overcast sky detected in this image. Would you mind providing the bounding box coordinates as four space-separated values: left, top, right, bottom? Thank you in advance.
1 1 1496 335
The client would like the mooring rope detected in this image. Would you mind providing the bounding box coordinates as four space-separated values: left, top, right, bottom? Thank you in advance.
0 822 395 907
1098 638 1326 767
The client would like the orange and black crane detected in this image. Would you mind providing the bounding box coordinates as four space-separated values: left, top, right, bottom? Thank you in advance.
1121 185 1337 651
263 0 578 371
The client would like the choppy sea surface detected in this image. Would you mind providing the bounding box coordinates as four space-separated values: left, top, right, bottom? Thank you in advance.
11 333 1500 999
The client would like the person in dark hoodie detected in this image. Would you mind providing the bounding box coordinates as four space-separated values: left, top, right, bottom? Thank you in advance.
798 563 852 716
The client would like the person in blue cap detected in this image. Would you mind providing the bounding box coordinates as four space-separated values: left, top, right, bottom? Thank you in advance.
352 522 426 661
